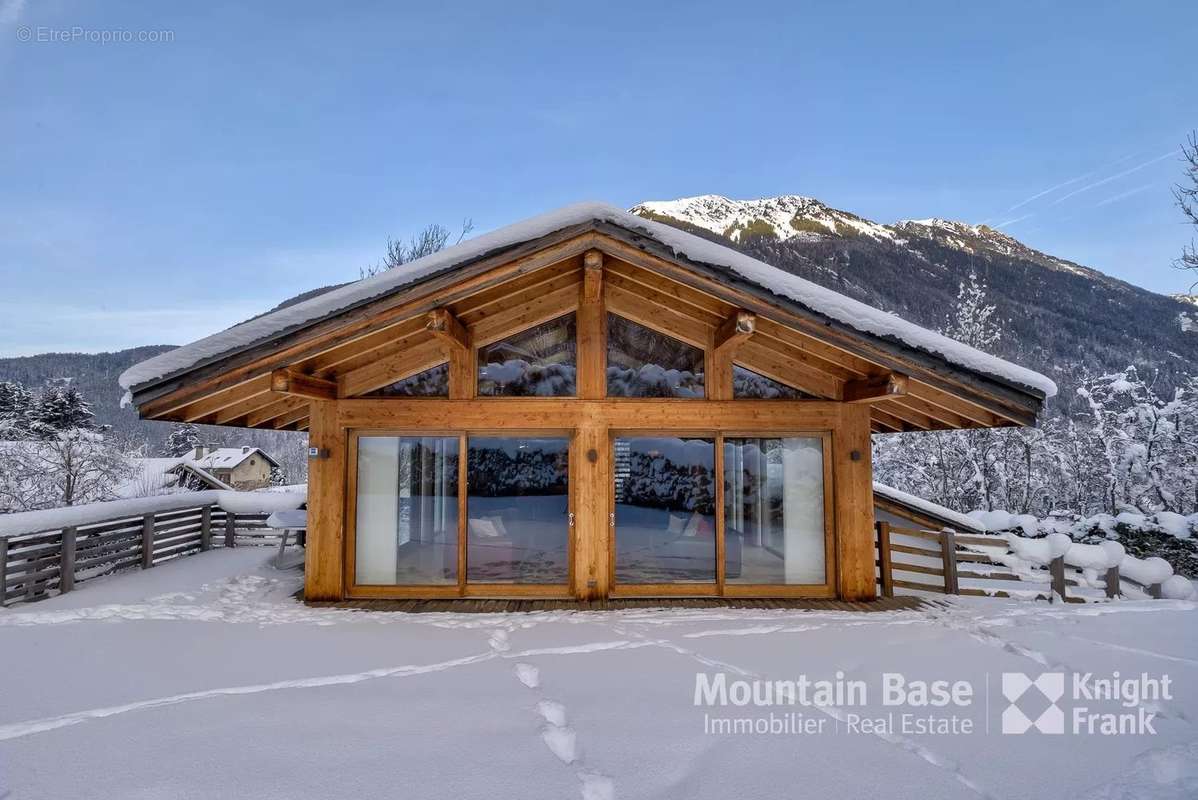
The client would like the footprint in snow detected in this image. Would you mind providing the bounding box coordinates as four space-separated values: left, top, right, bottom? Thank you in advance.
578 771 615 800
514 663 540 689
488 629 511 652
537 700 578 763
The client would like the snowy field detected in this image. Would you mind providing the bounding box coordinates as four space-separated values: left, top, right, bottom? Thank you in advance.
1 550 1197 800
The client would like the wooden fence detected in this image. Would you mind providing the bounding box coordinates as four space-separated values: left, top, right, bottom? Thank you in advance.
875 521 1165 602
1 504 282 607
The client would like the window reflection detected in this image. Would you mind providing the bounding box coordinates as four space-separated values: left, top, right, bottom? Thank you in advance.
478 314 577 396
606 314 704 398
732 365 808 399
614 436 716 583
467 437 570 583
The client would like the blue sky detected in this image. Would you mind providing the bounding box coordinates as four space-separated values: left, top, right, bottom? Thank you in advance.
0 0 1194 356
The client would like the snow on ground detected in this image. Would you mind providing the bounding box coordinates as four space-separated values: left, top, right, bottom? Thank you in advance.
2 550 1197 799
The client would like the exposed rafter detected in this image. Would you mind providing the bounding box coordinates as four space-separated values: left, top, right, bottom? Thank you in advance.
843 373 908 404
426 308 470 352
270 369 338 401
713 310 756 354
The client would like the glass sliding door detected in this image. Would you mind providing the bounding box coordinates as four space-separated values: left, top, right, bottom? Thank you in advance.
614 436 716 584
354 436 459 585
466 437 570 584
723 437 826 585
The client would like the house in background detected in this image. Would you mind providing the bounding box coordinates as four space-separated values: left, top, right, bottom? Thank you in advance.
119 203 1053 603
191 446 279 490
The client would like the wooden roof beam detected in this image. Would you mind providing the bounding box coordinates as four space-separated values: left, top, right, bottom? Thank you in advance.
713 310 756 355
582 249 604 303
844 373 908 404
426 308 470 352
271 369 337 401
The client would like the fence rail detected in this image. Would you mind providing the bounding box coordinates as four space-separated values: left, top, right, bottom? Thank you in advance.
1 504 284 607
875 521 1165 602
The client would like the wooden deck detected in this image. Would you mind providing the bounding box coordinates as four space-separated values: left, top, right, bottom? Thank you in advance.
304 595 933 614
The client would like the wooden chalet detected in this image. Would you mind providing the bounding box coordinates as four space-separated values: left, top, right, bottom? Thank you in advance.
120 203 1053 603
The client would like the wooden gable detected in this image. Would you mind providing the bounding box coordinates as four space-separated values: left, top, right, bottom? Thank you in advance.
126 223 1044 432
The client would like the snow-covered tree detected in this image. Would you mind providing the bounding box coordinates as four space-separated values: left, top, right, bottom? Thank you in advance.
0 381 35 440
164 423 201 457
29 384 95 437
0 428 132 511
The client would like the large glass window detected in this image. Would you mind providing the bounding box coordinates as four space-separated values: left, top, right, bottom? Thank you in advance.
614 436 716 583
606 314 704 398
355 436 458 585
368 363 449 397
724 437 825 584
477 314 576 396
467 437 570 583
732 365 808 400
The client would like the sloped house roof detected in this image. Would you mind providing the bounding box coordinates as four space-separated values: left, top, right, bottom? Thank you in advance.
119 203 1054 432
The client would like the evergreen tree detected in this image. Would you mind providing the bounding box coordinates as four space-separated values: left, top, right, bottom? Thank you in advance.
0 380 35 440
164 423 202 457
30 384 95 436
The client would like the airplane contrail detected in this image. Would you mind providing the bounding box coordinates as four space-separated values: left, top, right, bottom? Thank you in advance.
1049 150 1177 206
1094 183 1156 208
1003 174 1092 213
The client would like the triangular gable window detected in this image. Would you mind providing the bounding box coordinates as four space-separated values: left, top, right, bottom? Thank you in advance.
732 365 809 399
478 313 577 397
606 314 704 398
368 363 449 397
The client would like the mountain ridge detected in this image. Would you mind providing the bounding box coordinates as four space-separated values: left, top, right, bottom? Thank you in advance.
631 194 1198 414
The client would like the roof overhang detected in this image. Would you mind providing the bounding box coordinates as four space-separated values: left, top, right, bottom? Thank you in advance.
122 208 1051 432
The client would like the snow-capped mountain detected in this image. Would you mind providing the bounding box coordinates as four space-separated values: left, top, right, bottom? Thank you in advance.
631 194 1198 413
632 194 1103 282
631 194 894 243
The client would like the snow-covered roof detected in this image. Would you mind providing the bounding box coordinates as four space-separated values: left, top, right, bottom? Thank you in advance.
873 482 985 533
116 457 233 497
194 447 279 471
120 203 1056 399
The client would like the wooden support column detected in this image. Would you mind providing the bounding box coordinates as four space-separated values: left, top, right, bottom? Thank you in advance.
572 412 610 599
707 310 755 400
427 308 474 399
305 400 347 601
577 250 606 399
833 404 876 600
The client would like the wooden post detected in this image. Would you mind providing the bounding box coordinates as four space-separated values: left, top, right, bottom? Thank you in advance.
1104 565 1120 599
707 310 755 401
1148 582 1162 599
834 404 876 600
199 505 212 551
577 250 606 400
305 400 347 601
940 529 959 595
1049 555 1066 602
876 522 894 598
141 513 155 569
59 527 76 594
572 414 610 600
224 511 236 548
0 537 8 607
